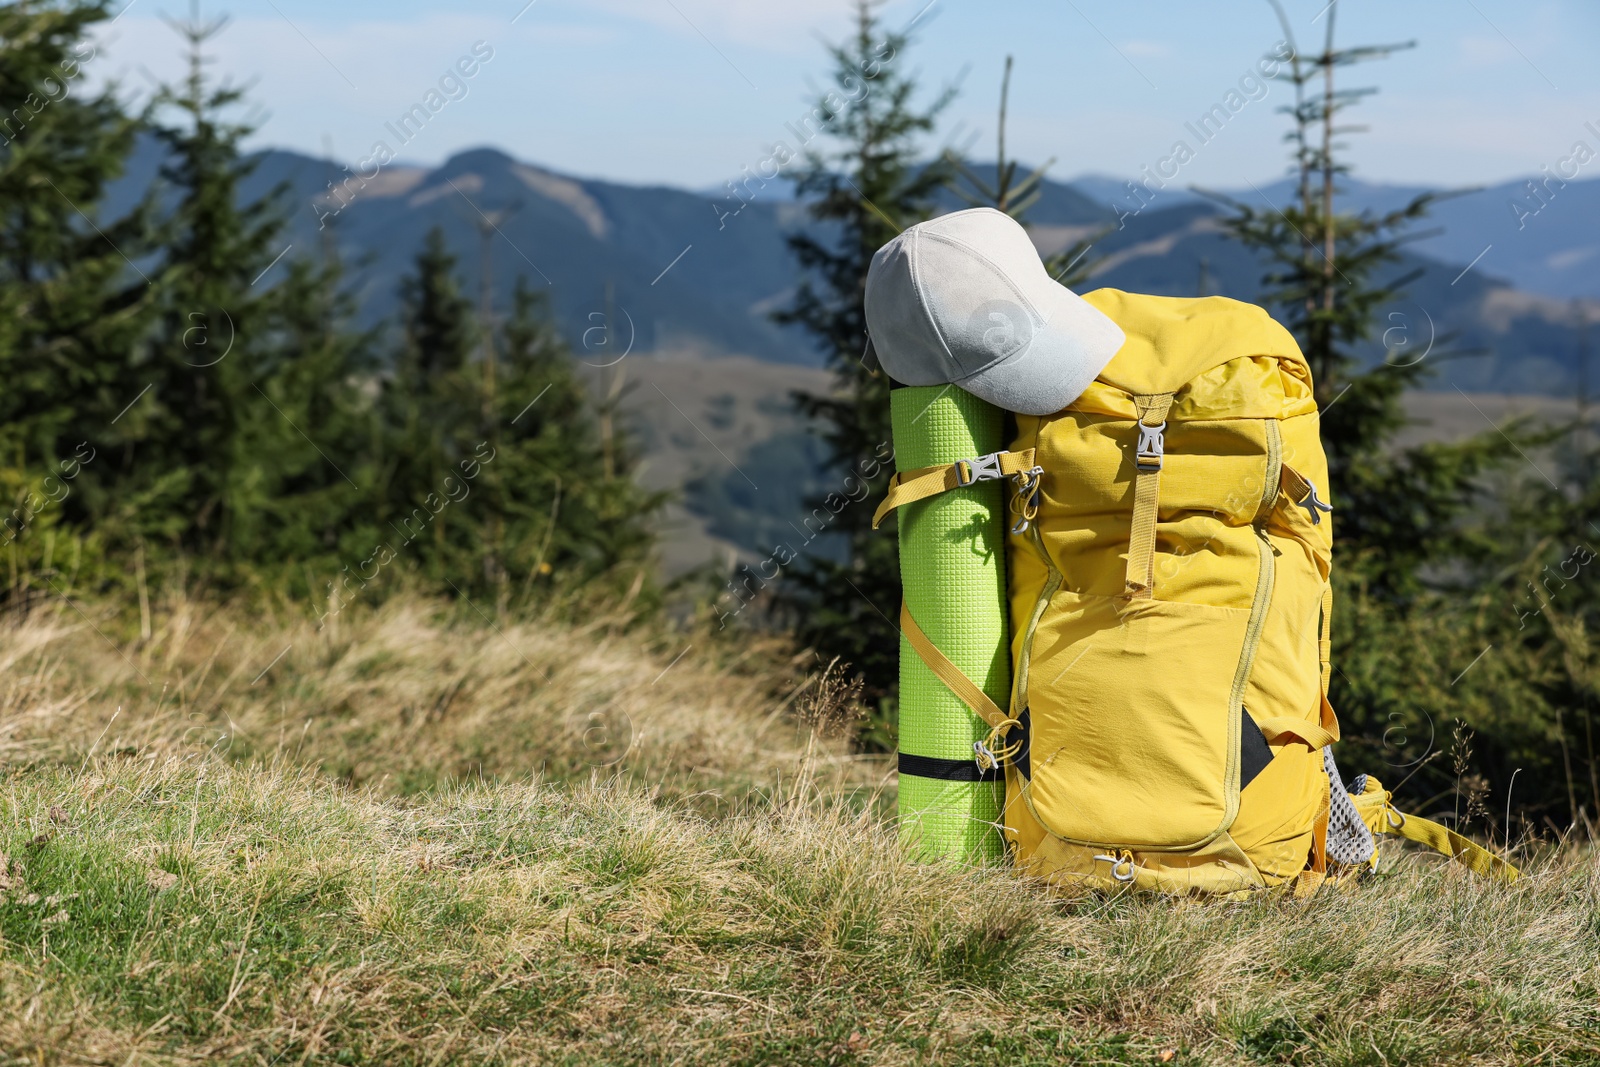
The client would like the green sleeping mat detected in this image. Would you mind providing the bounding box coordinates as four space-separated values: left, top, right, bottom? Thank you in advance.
890 385 1009 863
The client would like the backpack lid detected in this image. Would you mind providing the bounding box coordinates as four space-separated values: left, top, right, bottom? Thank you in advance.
1081 289 1310 398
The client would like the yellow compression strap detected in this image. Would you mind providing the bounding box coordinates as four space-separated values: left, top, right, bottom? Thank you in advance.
898 602 1008 732
1123 393 1174 599
1281 464 1313 505
1281 463 1334 528
1379 807 1520 882
1319 582 1333 697
872 449 1037 530
1253 716 1338 750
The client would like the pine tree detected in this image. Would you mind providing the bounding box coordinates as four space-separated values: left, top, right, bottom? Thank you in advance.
380 245 661 608
773 0 955 699
945 57 1051 221
1208 2 1518 603
0 0 158 589
378 227 479 571
398 227 476 385
486 278 662 605
944 55 1100 287
131 1 292 561
231 251 379 580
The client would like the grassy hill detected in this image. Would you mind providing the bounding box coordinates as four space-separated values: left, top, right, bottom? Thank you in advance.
2 595 1597 1065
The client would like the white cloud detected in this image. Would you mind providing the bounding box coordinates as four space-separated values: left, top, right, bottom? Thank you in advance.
1119 39 1173 60
577 0 850 47
92 10 608 108
1458 33 1520 67
88 10 613 163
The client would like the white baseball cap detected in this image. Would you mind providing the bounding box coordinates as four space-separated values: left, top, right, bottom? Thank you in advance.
863 207 1124 416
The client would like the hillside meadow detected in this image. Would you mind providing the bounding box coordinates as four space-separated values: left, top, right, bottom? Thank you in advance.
1 594 1597 1066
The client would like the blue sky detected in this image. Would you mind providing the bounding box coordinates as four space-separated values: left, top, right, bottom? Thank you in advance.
94 0 1600 191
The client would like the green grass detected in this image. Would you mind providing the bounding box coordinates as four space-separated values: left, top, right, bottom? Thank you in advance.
2 595 1598 1064
3 756 1598 1065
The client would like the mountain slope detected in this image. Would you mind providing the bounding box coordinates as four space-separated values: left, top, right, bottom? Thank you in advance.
1061 199 1594 394
99 138 1598 393
106 138 820 364
1080 172 1600 303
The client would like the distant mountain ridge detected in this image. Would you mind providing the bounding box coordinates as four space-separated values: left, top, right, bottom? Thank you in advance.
101 138 1599 394
1073 170 1600 303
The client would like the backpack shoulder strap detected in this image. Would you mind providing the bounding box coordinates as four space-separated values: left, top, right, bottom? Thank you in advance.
1377 807 1520 882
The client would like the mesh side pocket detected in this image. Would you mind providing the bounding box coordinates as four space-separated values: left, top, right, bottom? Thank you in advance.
1324 747 1375 867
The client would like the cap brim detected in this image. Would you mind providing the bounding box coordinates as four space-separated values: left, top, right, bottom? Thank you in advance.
953 285 1125 416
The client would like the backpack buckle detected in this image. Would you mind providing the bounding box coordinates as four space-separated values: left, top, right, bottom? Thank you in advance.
1299 477 1334 525
1093 851 1137 883
1009 466 1045 535
1135 422 1165 472
954 451 1004 486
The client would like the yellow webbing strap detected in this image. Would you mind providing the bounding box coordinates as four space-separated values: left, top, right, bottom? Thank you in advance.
871 449 1037 530
1280 463 1333 526
1378 808 1520 882
1281 464 1313 505
898 601 1008 731
1123 393 1174 599
1319 582 1333 697
1294 790 1332 899
1253 716 1338 751
1256 582 1343 752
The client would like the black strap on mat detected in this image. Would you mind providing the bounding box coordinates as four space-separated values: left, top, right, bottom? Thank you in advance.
898 752 1003 782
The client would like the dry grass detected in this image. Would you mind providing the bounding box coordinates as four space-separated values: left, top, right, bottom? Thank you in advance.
0 591 877 806
1 595 1597 1065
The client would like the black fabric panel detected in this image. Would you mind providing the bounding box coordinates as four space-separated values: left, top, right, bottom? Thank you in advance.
1239 708 1274 791
1011 706 1031 781
898 752 1003 782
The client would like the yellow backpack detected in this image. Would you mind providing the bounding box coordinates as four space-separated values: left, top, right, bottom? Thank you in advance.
881 289 1515 894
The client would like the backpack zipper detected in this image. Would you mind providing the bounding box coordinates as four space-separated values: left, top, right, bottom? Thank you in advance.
1225 524 1277 820
1221 418 1285 836
1012 519 1062 718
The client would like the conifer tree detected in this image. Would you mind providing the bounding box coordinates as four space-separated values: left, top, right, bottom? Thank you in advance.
380 227 479 567
131 1 292 560
90 0 379 587
485 278 662 604
398 227 476 385
232 251 379 577
774 0 954 698
380 247 661 606
945 56 1100 287
0 0 158 583
1209 2 1517 604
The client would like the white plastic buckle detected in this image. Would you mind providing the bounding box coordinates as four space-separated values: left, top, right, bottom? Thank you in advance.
973 740 999 772
1300 478 1334 525
955 451 1005 486
1135 422 1166 472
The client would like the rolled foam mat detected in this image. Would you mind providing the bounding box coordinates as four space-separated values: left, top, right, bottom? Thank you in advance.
891 385 1009 863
